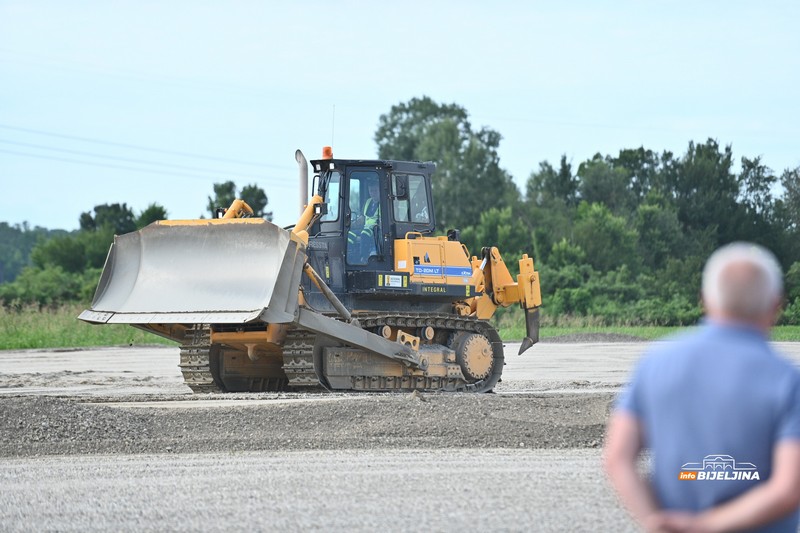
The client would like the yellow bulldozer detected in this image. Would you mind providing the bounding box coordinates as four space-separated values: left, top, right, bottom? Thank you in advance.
80 148 542 393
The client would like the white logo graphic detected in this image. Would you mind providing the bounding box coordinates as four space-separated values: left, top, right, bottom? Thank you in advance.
679 454 760 481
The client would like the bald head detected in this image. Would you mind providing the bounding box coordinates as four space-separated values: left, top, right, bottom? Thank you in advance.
702 242 783 328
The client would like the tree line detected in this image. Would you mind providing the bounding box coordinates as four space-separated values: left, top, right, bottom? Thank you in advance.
4 95 800 326
375 97 800 325
0 183 271 306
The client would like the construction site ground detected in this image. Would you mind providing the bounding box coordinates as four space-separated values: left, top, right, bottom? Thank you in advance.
3 338 800 531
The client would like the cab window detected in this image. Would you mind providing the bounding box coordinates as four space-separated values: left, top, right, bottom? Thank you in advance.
320 171 341 222
393 173 430 224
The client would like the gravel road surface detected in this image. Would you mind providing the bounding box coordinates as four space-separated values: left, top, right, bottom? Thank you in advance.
2 338 799 532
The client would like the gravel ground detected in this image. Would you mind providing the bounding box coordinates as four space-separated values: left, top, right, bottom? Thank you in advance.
0 449 635 532
0 340 632 531
6 336 798 531
0 391 612 457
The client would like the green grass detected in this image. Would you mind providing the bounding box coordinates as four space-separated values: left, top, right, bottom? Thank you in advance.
498 324 683 341
3 304 800 351
0 304 176 350
499 324 800 342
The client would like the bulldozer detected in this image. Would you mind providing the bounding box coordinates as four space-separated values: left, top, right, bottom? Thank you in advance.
79 148 542 393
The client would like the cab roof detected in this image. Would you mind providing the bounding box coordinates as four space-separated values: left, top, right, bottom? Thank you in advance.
310 158 436 175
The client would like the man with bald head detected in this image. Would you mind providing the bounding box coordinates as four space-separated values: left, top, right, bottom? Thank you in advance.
604 243 800 532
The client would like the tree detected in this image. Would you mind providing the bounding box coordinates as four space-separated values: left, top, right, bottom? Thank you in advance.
240 184 273 220
608 147 661 201
658 139 741 245
577 155 635 215
738 156 777 218
459 206 533 261
572 202 639 273
375 96 470 161
207 181 272 220
634 197 683 270
781 166 800 230
375 96 519 231
136 203 168 229
30 226 115 273
207 181 237 217
80 203 137 234
0 222 55 284
526 156 577 207
777 165 800 264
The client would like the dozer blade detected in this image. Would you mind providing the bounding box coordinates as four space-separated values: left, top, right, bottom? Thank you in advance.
79 219 306 326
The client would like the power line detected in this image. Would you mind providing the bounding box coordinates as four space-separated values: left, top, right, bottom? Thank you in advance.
0 138 262 180
0 124 294 170
0 148 296 188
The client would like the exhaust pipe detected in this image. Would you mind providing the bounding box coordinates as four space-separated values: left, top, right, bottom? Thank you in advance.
295 149 308 216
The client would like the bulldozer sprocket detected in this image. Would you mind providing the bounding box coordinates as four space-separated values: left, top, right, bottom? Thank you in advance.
357 313 504 393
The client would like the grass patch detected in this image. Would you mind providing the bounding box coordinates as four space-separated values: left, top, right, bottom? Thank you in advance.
0 304 176 350
498 324 683 341
499 324 800 342
3 304 800 351
769 326 800 342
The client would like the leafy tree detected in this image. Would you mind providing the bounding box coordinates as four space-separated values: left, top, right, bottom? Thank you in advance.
658 139 740 245
240 184 273 220
375 96 519 231
31 226 115 273
80 203 137 234
572 202 639 273
460 206 533 261
136 203 168 228
738 156 777 218
548 239 586 269
0 266 101 306
608 147 661 201
207 181 272 220
526 156 577 207
0 222 57 284
634 197 683 270
781 166 800 230
577 155 635 215
375 96 470 161
207 181 237 217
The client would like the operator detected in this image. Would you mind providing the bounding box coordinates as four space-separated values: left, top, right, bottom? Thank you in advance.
347 180 381 261
604 242 800 532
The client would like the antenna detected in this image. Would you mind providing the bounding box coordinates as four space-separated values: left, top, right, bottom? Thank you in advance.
331 104 336 147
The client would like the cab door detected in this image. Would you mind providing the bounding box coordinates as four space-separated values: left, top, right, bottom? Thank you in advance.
344 167 391 271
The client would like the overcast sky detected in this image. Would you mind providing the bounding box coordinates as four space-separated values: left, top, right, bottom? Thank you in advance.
2 1 798 230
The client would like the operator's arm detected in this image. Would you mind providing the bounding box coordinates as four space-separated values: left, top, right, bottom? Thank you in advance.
684 440 800 532
603 411 663 528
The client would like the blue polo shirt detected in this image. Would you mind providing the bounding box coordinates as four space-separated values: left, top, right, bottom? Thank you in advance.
616 321 800 532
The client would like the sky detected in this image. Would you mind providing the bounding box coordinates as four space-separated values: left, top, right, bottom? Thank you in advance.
1 1 799 231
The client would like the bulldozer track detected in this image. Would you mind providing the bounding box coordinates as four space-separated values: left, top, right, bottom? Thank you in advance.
357 313 504 393
178 314 503 393
281 329 319 389
178 325 224 393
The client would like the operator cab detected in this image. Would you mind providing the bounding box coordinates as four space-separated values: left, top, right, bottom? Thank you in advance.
304 152 436 310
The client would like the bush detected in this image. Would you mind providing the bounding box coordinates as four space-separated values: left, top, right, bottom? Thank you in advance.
0 266 101 307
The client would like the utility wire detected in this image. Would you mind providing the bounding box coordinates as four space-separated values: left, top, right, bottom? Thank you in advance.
0 138 262 180
0 124 294 170
0 148 295 188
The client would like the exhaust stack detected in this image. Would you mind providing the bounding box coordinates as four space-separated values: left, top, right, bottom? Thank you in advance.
295 149 308 216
